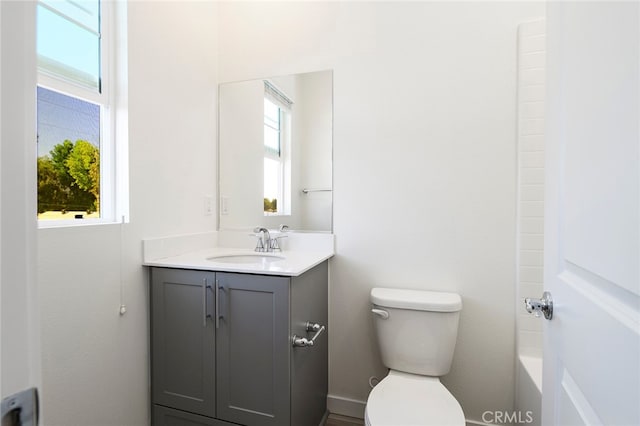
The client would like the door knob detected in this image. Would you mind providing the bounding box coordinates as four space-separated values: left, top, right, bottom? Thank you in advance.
524 291 553 320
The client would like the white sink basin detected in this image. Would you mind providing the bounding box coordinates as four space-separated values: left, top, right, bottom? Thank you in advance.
206 254 285 264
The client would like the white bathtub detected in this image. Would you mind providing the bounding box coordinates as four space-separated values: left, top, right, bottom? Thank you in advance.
515 355 542 426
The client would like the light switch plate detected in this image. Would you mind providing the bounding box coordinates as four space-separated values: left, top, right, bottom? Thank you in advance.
204 195 214 216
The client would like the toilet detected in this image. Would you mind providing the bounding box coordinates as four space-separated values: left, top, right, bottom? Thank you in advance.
365 288 465 426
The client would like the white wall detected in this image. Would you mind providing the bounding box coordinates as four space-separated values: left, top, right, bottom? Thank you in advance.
218 2 543 423
37 2 218 424
0 0 40 399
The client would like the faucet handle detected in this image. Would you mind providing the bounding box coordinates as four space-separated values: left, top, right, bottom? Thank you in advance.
278 224 289 232
254 237 265 252
269 236 288 252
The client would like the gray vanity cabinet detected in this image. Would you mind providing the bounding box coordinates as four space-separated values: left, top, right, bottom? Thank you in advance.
153 405 220 426
150 262 328 426
215 273 290 426
151 268 216 418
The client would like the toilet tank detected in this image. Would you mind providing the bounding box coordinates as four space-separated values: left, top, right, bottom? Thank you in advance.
371 288 462 376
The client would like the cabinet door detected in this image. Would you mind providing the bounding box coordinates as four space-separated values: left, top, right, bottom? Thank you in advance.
291 262 329 426
216 273 290 426
151 268 216 417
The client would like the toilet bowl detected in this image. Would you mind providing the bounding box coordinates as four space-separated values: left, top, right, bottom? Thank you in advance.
364 371 464 426
365 288 465 426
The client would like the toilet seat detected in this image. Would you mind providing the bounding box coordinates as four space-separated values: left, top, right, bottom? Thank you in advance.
364 370 465 426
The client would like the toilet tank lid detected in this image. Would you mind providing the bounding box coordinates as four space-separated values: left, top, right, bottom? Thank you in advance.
371 288 462 312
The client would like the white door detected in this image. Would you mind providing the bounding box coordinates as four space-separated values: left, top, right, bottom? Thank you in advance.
543 2 640 426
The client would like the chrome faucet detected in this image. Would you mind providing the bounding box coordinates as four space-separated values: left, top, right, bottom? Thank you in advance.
253 227 271 252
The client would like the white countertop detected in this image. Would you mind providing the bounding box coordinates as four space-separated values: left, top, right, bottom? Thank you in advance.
143 247 333 277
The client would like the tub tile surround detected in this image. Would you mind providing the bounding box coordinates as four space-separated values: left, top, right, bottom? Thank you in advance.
516 18 546 359
515 18 545 426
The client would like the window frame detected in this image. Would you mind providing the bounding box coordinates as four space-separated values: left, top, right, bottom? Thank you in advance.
36 0 122 227
37 0 102 93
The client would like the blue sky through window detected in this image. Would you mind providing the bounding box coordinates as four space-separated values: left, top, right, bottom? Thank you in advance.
37 1 101 89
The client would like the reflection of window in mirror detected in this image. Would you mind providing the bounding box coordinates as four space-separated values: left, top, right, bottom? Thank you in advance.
263 82 292 216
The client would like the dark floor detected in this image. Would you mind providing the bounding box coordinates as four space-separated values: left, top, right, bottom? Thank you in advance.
325 414 365 426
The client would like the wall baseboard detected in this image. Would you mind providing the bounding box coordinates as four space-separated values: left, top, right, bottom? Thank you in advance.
466 419 492 426
327 394 366 419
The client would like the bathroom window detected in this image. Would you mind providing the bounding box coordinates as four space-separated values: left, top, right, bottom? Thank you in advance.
36 0 126 225
37 87 102 219
263 82 291 216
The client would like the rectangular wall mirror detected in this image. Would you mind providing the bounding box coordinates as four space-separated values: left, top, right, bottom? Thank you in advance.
218 70 333 232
